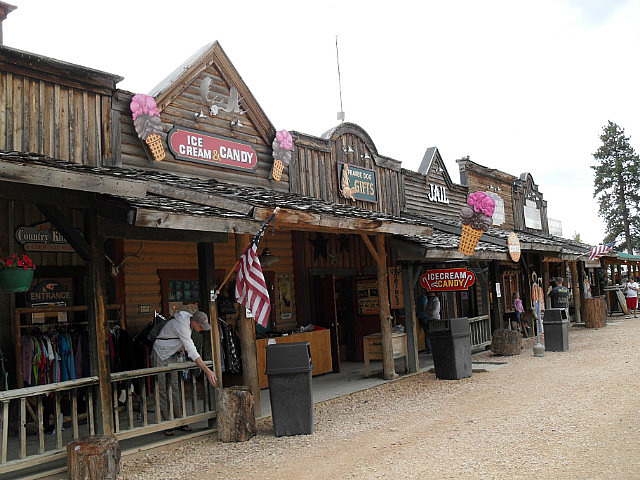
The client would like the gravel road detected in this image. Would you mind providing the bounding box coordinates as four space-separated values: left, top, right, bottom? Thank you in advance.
121 317 640 479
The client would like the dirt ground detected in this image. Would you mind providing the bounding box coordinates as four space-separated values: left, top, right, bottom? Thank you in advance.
121 317 640 479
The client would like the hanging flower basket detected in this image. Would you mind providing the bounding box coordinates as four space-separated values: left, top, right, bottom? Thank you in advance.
0 254 36 293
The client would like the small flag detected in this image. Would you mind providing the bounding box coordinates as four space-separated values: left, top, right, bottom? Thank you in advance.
235 243 271 327
589 242 616 261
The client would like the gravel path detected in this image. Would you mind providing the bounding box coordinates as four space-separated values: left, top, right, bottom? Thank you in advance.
121 317 640 479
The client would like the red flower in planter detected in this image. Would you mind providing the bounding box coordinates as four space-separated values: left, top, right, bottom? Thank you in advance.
0 253 36 270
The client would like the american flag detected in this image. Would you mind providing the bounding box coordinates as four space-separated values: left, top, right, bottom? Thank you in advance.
234 208 278 327
589 241 616 261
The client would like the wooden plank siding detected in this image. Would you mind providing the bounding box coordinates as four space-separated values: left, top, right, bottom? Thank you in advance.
0 70 113 166
115 66 283 190
290 126 402 216
119 231 297 333
402 169 467 218
458 160 517 231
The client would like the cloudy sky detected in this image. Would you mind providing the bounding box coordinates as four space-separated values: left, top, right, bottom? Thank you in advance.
5 0 640 245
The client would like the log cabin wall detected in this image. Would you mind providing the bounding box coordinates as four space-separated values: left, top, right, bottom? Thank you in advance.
119 230 296 333
0 46 121 166
513 172 549 235
290 124 402 216
457 158 517 231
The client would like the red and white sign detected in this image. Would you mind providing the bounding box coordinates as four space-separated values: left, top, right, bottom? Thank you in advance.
168 127 258 172
420 267 476 292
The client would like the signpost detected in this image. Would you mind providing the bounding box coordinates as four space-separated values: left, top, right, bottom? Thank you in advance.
420 267 476 292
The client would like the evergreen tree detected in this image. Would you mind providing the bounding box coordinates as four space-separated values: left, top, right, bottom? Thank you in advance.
592 121 640 254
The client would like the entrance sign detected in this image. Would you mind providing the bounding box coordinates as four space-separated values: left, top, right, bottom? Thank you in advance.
508 232 521 262
420 268 476 292
168 127 258 172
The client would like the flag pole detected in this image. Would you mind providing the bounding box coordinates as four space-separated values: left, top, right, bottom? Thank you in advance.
211 207 279 301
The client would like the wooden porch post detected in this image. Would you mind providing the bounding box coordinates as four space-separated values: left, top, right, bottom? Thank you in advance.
571 261 581 323
235 234 260 416
401 264 420 373
360 233 394 380
543 260 551 309
85 212 114 437
197 242 223 423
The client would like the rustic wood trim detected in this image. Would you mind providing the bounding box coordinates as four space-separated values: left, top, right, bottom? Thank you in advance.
145 182 254 215
374 235 395 379
359 233 382 265
0 159 147 198
36 203 93 260
253 207 432 237
134 209 260 234
98 219 228 243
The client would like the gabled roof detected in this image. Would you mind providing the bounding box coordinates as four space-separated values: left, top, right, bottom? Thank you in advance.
148 41 275 147
417 146 456 188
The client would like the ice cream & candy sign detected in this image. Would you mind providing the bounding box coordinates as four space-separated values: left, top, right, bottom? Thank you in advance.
168 127 258 171
420 267 476 292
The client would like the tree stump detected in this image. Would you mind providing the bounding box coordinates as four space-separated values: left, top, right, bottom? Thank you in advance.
490 329 522 356
584 296 607 328
218 385 256 442
67 436 120 480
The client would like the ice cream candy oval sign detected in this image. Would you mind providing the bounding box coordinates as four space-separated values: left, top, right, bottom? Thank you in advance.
168 127 258 172
420 268 476 292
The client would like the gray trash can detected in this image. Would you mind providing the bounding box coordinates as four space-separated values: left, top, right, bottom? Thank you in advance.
428 317 472 380
543 308 569 352
265 341 314 436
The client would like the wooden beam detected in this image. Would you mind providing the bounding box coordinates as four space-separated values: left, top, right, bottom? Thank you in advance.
235 234 260 416
374 235 395 380
0 181 96 209
98 220 228 243
146 182 254 216
134 209 261 234
83 210 114 436
401 265 420 374
36 203 93 261
360 233 383 265
0 159 147 198
254 207 432 237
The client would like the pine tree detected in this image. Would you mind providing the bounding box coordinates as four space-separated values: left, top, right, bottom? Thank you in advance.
592 121 640 254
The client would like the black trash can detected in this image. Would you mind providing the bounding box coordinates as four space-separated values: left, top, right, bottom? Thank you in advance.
543 308 569 352
265 341 314 436
428 317 472 380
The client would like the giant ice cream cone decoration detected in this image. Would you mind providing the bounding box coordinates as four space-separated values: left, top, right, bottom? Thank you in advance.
459 191 495 255
130 94 165 161
271 130 293 181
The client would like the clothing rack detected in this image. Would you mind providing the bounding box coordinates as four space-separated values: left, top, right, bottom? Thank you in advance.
13 304 123 389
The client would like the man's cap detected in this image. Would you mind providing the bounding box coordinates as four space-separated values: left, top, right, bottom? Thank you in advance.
192 311 212 331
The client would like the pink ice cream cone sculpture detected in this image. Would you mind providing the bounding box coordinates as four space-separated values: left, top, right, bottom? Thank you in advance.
130 94 165 161
271 129 293 181
459 191 495 255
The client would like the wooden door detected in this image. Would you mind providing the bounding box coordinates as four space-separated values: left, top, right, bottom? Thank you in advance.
314 275 340 372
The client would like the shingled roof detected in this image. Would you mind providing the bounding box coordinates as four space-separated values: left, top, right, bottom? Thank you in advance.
0 150 432 237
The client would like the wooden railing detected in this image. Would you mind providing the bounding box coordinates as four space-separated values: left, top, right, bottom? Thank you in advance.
429 315 492 353
469 315 491 352
110 361 216 440
0 360 216 475
0 377 98 475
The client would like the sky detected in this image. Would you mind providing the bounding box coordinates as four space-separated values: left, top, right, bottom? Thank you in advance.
4 0 640 245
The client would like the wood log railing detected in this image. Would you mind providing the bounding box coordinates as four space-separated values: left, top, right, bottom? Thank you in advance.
0 377 98 475
0 360 216 475
109 361 216 440
429 315 491 353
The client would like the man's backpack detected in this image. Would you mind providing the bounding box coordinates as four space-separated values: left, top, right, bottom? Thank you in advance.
133 312 172 348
